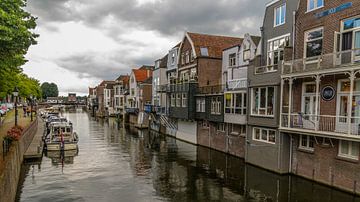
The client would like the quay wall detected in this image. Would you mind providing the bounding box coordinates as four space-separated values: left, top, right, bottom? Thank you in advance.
0 119 38 202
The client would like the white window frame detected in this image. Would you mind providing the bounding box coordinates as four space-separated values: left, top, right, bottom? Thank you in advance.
252 127 276 144
182 93 187 107
299 135 315 151
171 94 175 107
274 4 286 27
229 53 236 67
338 140 359 160
211 97 221 115
171 52 176 65
251 86 275 117
266 34 290 68
176 93 181 107
228 123 246 136
217 123 225 132
224 92 247 115
304 27 323 60
306 0 324 13
185 51 190 64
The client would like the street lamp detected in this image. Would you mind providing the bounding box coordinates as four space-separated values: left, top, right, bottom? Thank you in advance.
29 94 33 121
13 87 19 127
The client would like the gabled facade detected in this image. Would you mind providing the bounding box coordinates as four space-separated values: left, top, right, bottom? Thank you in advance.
152 55 168 114
280 0 360 193
127 66 154 110
246 0 298 174
169 32 242 145
220 34 261 157
114 75 129 115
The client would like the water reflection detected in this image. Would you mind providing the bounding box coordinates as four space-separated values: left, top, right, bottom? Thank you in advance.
16 112 360 202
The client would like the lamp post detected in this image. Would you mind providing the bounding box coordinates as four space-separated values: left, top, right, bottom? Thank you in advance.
13 87 19 127
29 94 33 122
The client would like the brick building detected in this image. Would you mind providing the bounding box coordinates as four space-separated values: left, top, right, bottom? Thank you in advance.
280 0 360 194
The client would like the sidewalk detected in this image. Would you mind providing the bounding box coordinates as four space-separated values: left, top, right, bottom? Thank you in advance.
0 109 33 171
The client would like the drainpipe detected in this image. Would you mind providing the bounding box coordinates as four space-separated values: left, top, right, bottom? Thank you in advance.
289 134 293 173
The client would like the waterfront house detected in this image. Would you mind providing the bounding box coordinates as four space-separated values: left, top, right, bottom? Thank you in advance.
113 75 130 116
280 0 360 193
167 32 242 144
247 0 298 174
96 80 115 117
219 33 261 158
127 65 154 125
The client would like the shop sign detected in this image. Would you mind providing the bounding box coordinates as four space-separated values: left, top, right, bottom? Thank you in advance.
321 86 335 101
315 2 352 18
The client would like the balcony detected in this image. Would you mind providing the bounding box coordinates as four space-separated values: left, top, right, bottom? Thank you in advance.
227 78 247 90
282 49 360 76
255 64 278 74
196 85 225 95
280 113 360 140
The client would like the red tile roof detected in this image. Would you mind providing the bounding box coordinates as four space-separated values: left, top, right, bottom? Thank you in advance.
133 69 152 82
187 32 243 58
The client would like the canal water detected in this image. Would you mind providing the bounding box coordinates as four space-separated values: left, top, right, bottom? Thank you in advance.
16 112 360 202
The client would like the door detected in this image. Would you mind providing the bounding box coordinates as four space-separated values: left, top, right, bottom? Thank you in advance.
302 95 317 121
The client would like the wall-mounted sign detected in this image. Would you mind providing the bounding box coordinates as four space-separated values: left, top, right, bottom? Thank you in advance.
315 2 352 18
321 86 336 101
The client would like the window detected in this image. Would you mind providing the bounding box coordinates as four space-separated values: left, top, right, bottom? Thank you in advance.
171 52 176 64
196 98 205 112
299 135 315 151
253 128 276 144
217 123 225 132
339 140 359 160
176 94 181 107
307 0 324 12
252 87 274 116
182 93 187 107
181 53 185 65
274 4 286 27
171 94 175 107
200 47 209 56
229 53 236 67
190 68 197 80
185 51 190 64
225 92 246 115
211 97 221 115
191 50 194 61
131 88 135 96
305 27 323 59
341 16 360 60
267 35 289 67
229 124 246 136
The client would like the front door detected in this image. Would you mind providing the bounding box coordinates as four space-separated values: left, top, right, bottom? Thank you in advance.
302 95 317 121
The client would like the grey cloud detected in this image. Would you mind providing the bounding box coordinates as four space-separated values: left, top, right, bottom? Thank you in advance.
28 0 266 37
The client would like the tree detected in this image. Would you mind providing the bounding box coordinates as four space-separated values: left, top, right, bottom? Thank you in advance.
41 82 59 99
0 0 38 98
0 0 38 70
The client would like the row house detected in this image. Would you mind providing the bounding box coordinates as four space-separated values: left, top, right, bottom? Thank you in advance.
152 55 168 114
104 82 115 116
113 75 130 115
280 0 360 193
246 0 298 174
96 80 115 117
167 32 243 144
127 65 154 126
221 34 261 158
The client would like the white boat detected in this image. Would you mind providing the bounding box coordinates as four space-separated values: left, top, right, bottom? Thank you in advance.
45 122 79 151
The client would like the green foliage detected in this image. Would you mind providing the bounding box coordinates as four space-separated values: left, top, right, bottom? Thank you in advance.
41 82 59 99
0 0 38 71
0 0 40 100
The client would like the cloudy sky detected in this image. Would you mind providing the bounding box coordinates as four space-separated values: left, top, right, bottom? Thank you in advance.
23 0 267 96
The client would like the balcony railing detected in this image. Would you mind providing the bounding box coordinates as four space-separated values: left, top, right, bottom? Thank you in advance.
197 85 225 94
281 113 360 136
227 78 247 90
255 64 278 74
282 49 360 75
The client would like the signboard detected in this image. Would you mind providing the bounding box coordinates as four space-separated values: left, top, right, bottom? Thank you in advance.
315 2 352 18
321 86 335 101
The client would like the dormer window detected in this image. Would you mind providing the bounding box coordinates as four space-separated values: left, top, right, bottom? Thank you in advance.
274 4 286 27
307 0 324 12
229 53 236 67
243 41 251 61
200 47 209 56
